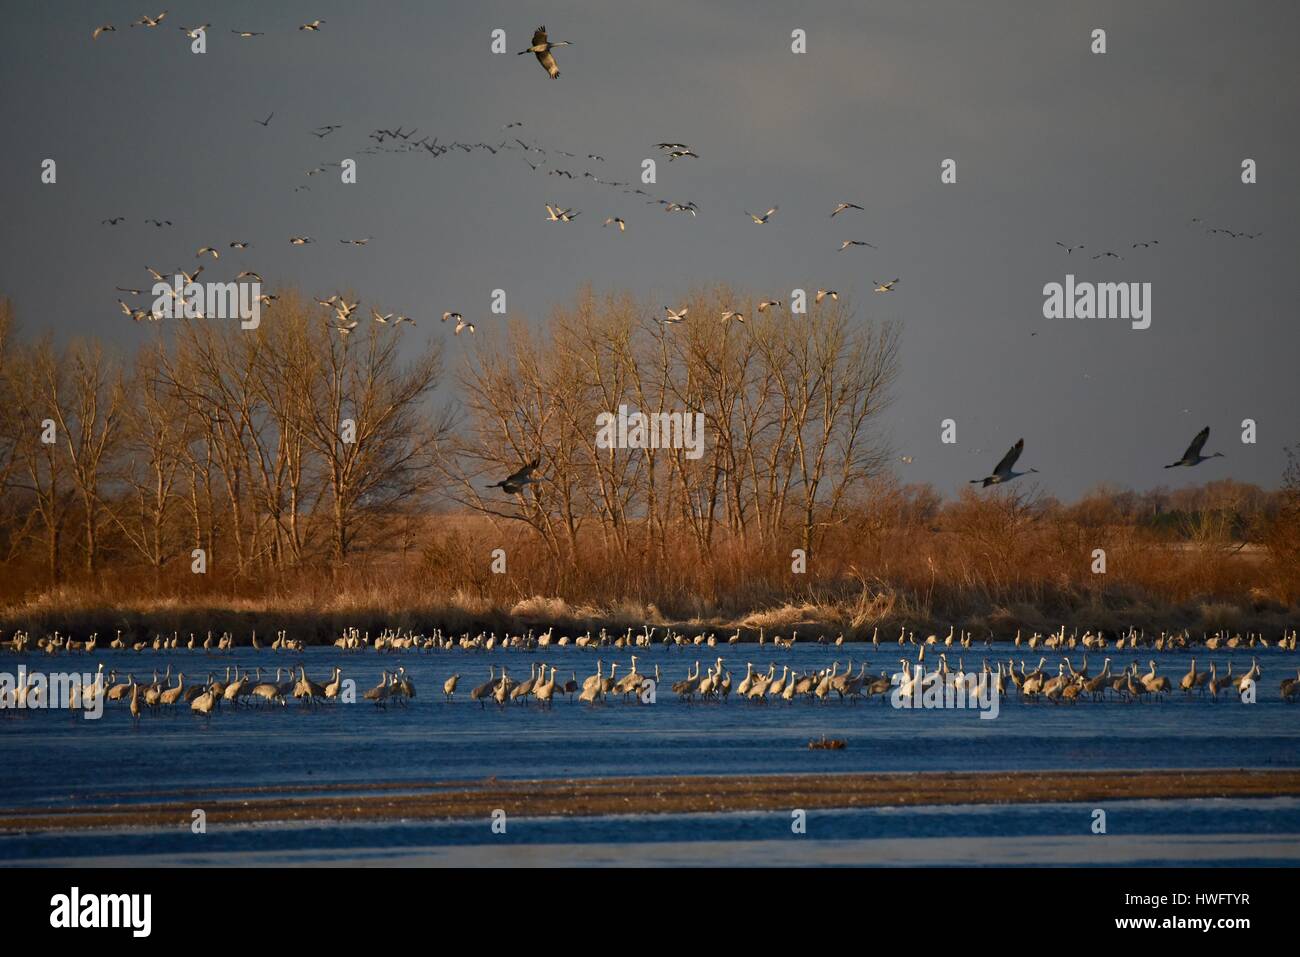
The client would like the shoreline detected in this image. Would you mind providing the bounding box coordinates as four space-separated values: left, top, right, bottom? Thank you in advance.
4 769 1298 833
3 589 1297 649
3 610 1297 649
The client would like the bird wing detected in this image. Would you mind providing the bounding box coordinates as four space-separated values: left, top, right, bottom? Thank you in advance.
992 439 1024 476
1181 426 1210 461
537 49 559 77
507 459 540 484
532 26 547 46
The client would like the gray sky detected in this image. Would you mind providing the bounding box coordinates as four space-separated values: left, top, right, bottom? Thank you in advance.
1 0 1295 500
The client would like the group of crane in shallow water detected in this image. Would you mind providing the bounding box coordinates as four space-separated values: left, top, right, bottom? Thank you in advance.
1 662 419 719
11 649 1295 721
8 623 1298 657
428 648 1299 709
3 624 1298 719
4 629 305 655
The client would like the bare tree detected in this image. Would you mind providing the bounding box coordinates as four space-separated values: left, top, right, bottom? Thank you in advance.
281 314 449 568
7 339 73 583
0 300 22 557
112 343 192 580
441 286 900 569
42 340 123 575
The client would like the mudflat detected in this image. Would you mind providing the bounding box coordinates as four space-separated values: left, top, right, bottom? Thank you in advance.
3 768 1297 832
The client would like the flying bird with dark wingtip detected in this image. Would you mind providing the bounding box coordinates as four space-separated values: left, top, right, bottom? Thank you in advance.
746 207 778 225
830 202 863 217
971 439 1038 487
1165 427 1224 468
1055 242 1084 254
873 278 899 292
840 240 875 251
488 459 541 494
92 24 116 39
603 217 625 231
299 19 325 31
815 289 838 303
119 300 151 322
545 204 580 222
519 25 571 79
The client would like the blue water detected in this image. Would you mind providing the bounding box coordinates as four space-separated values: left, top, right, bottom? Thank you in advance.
2 644 1297 864
4 800 1299 866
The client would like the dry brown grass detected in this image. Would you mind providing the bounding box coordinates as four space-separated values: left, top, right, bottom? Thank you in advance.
1 493 1295 642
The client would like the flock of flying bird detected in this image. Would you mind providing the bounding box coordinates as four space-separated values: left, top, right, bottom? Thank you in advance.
479 424 1225 499
86 17 1263 496
1053 217 1262 261
86 13 1269 299
95 16 906 342
963 425 1224 489
538 139 902 265
91 12 326 40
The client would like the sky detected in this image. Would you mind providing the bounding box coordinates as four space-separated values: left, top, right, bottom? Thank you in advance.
0 0 1295 501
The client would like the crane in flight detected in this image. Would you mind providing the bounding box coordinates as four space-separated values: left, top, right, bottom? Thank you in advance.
971 439 1038 487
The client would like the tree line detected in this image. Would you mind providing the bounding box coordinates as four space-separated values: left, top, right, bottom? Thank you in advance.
1 285 1295 621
